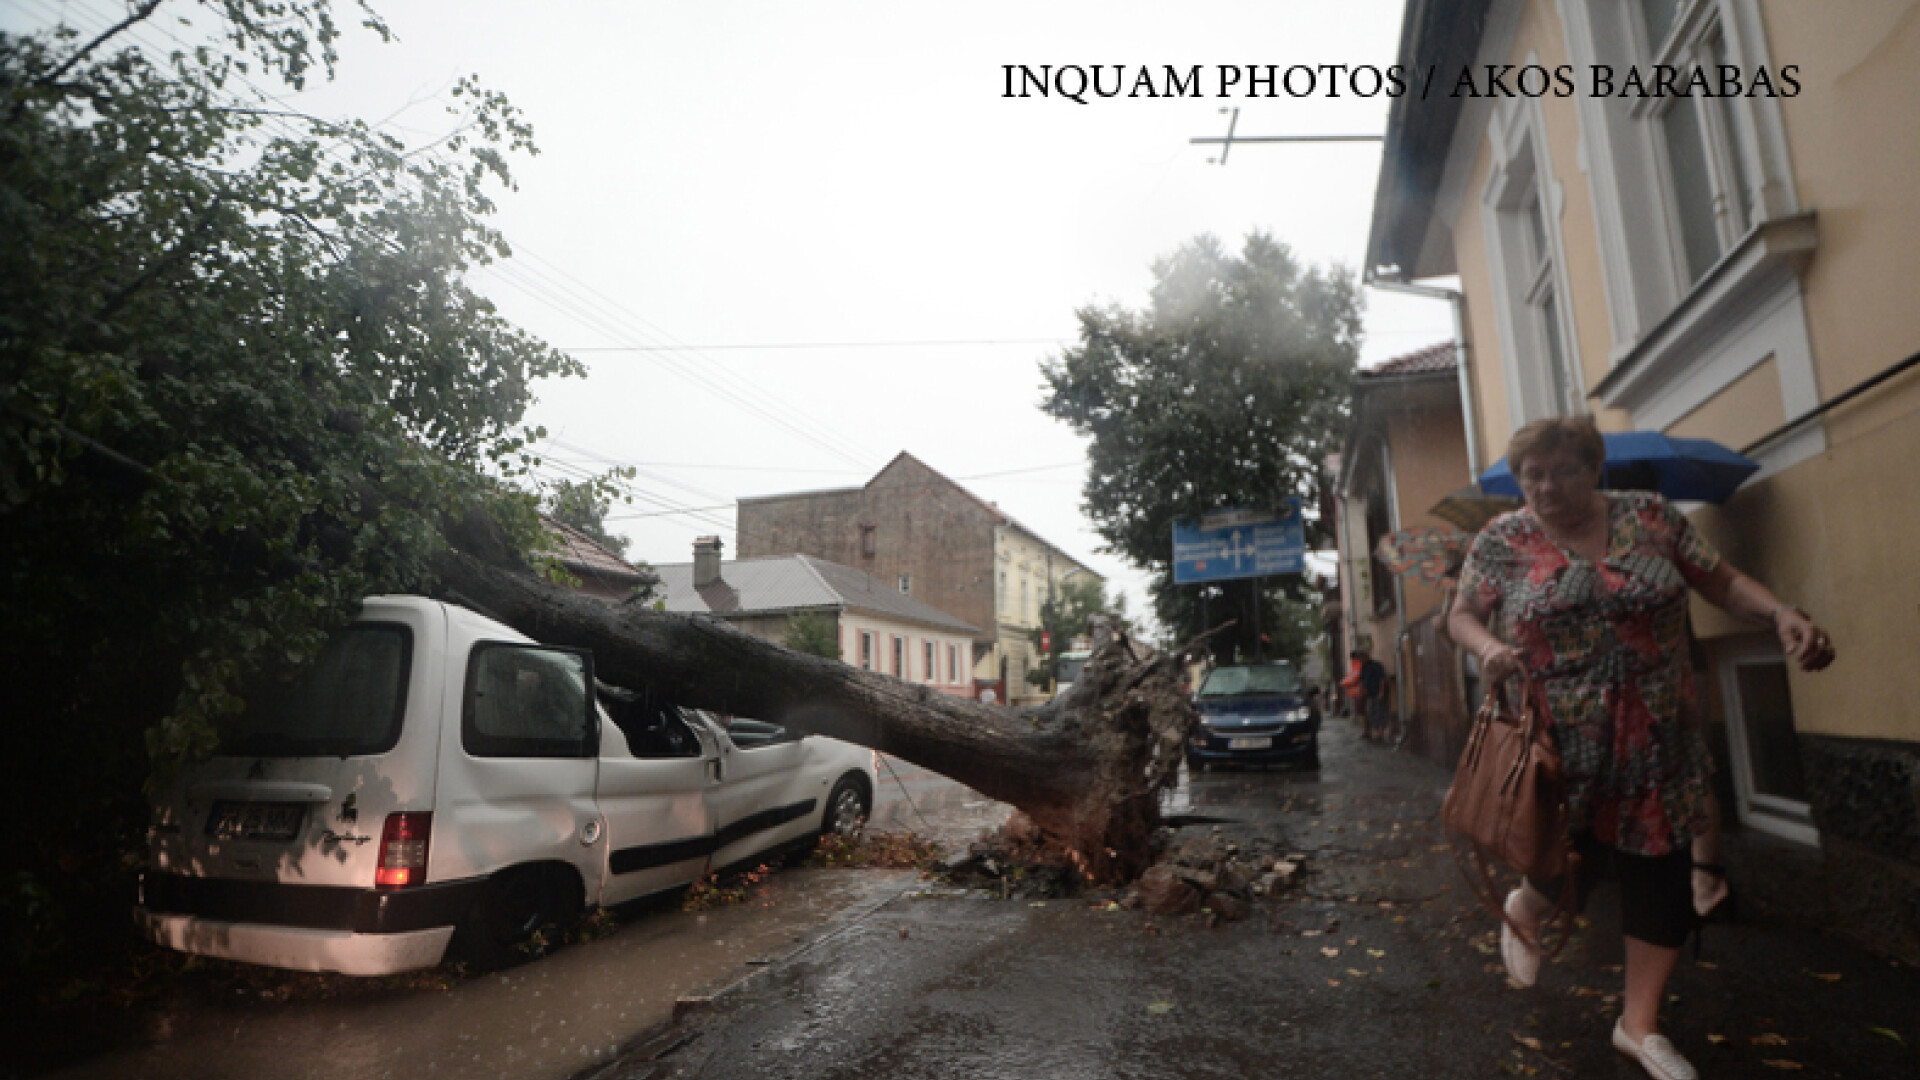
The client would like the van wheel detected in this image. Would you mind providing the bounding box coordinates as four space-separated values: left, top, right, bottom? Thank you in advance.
821 775 871 839
452 867 580 971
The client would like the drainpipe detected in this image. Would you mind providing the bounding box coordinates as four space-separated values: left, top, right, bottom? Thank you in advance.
1364 274 1481 480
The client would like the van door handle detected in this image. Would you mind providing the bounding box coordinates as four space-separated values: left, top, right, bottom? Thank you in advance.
709 758 723 782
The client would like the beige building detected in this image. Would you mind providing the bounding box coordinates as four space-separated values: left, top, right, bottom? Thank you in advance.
1369 0 1920 960
654 538 979 697
736 453 1102 705
1333 343 1476 762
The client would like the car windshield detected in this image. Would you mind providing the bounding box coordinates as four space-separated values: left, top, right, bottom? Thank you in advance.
224 624 412 757
1057 653 1091 686
1198 664 1301 698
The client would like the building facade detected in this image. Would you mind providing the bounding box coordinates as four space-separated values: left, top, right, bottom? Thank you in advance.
737 452 1102 705
1369 0 1920 960
1333 343 1476 762
654 538 979 698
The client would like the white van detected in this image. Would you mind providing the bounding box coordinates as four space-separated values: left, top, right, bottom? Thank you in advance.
135 596 876 975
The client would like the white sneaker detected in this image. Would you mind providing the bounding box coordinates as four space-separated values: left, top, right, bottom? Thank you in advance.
1499 888 1542 987
1613 1020 1699 1080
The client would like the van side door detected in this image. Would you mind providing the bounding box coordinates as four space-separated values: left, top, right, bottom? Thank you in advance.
594 695 716 905
697 714 819 870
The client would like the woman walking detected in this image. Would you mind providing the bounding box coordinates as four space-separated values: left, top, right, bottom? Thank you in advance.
1446 418 1833 1080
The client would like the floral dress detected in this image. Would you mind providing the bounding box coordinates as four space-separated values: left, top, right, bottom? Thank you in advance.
1457 490 1719 857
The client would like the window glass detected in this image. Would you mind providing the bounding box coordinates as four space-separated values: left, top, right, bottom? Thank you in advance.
1199 664 1303 697
606 694 702 759
1734 661 1807 801
463 645 594 758
1639 0 1679 51
1542 292 1572 410
924 641 935 683
1661 100 1723 282
1525 196 1549 269
717 714 797 749
1706 31 1754 232
228 625 412 757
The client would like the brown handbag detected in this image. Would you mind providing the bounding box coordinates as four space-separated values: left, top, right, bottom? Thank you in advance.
1442 672 1578 952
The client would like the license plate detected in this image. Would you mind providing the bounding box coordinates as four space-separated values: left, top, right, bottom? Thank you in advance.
1228 737 1272 750
206 801 306 842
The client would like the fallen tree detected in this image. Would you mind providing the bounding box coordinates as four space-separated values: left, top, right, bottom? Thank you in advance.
431 516 1200 884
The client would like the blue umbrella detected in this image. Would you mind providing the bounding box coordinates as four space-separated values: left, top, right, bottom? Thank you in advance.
1479 431 1759 504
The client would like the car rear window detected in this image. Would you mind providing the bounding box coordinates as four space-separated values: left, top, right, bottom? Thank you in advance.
1198 665 1301 697
225 624 413 757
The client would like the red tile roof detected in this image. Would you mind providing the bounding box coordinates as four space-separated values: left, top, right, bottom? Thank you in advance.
545 518 649 584
1364 341 1455 376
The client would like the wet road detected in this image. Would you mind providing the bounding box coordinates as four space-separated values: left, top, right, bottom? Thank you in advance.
49 870 916 1080
635 719 1920 1080
867 755 1012 854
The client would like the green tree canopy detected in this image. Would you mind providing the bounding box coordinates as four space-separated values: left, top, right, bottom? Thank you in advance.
1 0 569 978
782 611 841 660
1027 575 1117 689
1040 233 1356 663
547 477 632 558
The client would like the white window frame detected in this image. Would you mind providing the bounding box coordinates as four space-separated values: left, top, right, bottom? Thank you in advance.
1556 0 1822 478
1715 636 1820 847
948 643 960 685
859 631 875 671
1481 78 1586 426
923 640 935 684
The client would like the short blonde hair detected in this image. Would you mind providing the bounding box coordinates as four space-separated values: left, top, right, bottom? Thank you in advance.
1507 416 1605 478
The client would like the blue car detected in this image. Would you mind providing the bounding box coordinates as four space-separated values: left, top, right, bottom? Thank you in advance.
1187 662 1320 771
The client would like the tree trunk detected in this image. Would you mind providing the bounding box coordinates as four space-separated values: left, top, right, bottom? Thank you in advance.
429 530 1197 884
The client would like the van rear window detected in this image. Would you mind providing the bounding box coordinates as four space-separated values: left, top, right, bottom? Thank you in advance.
225 625 413 757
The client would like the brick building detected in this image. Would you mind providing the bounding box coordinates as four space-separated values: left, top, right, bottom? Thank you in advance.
737 452 1101 705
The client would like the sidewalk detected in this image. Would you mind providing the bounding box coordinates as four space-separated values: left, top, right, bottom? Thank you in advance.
623 717 1918 1079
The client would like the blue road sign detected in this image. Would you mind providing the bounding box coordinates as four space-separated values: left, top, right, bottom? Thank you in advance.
1172 501 1305 584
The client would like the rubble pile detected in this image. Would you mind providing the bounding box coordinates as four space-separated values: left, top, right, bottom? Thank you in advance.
1123 831 1307 920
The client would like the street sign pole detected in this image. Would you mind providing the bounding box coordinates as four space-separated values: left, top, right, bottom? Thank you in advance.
1252 576 1262 661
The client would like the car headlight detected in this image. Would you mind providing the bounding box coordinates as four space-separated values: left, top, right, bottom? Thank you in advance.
1287 707 1311 722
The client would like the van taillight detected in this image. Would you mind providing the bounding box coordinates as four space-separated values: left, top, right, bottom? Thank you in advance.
376 811 431 889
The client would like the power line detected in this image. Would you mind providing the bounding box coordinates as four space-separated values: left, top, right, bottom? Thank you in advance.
560 338 1068 352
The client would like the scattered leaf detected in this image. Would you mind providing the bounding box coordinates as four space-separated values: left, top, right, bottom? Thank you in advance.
1695 960 1718 970
1761 1061 1803 1071
1752 1033 1790 1046
1146 1001 1175 1015
1573 987 1605 997
1327 978 1341 987
1869 1027 1905 1045
1347 968 1368 978
1321 947 1340 958
1807 971 1842 982
1511 1034 1543 1051
1707 1034 1728 1045
1367 949 1386 958
1301 929 1323 937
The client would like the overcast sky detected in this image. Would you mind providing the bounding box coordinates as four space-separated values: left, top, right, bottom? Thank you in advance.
9 0 1453 635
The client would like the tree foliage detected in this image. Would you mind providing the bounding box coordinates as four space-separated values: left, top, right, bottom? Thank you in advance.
1040 233 1356 663
781 611 841 659
1026 575 1115 689
547 477 632 557
0 1 568 977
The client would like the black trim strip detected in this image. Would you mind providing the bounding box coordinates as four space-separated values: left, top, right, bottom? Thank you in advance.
609 798 818 874
140 873 485 934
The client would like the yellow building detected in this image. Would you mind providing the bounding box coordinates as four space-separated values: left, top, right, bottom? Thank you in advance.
1369 0 1920 961
1333 343 1475 760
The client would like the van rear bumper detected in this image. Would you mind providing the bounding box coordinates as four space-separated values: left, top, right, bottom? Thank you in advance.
140 872 484 935
135 908 454 975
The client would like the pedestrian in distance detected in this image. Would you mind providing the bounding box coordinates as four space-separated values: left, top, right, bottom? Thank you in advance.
1446 416 1834 1080
1355 648 1388 741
